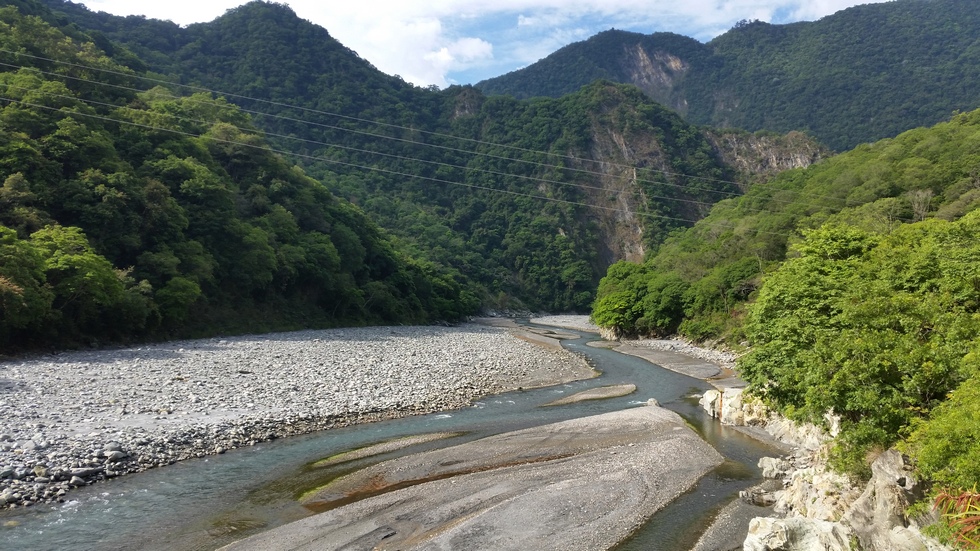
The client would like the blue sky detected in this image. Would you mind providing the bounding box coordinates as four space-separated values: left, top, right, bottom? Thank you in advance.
84 1 890 88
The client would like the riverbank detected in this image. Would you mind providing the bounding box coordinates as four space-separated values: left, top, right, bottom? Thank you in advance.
0 323 594 509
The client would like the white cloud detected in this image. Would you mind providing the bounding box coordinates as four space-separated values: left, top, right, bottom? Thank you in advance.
450 38 495 63
80 1 891 87
424 38 494 86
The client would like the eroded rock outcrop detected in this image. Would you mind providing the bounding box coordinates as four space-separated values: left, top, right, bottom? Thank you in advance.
700 388 768 428
699 388 952 551
841 450 937 551
744 516 852 551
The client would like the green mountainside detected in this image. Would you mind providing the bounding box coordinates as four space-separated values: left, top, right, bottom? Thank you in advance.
0 6 475 349
477 0 980 152
13 0 770 315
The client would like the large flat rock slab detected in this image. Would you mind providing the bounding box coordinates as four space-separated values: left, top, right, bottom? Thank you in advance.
221 406 723 551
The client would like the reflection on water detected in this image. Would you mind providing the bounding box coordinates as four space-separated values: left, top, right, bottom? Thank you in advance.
1 328 780 551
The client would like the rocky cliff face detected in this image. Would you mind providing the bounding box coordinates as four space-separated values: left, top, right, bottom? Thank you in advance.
619 44 690 115
701 388 952 551
705 130 831 187
583 120 654 265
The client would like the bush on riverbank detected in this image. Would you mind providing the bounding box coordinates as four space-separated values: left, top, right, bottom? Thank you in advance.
739 213 980 486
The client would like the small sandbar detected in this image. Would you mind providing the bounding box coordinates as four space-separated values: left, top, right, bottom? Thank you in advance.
543 384 637 406
311 432 461 468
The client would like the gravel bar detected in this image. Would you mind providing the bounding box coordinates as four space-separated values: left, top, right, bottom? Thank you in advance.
0 323 591 509
530 315 600 333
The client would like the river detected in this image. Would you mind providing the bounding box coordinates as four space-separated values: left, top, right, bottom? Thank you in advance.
1 326 780 550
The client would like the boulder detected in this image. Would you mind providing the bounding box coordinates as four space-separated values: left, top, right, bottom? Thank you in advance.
700 388 769 426
773 465 856 521
700 389 721 418
720 388 746 425
759 457 792 479
841 450 933 551
744 516 853 551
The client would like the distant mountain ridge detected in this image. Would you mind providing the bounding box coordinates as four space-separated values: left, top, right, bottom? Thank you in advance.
477 0 980 151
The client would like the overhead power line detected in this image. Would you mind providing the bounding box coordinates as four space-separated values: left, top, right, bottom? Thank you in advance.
1 82 736 214
0 94 801 238
0 60 912 222
0 48 857 209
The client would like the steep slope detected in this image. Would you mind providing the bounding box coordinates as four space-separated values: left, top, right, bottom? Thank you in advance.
591 109 980 517
477 0 980 152
21 0 760 312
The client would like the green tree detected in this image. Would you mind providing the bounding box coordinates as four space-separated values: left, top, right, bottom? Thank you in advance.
0 224 52 335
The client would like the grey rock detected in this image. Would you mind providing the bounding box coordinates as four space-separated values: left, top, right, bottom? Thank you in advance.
740 487 778 507
70 467 104 477
104 451 127 462
841 449 929 551
759 457 792 479
744 516 853 551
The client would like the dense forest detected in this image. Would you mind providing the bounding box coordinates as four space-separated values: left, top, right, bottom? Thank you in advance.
477 0 980 152
0 6 479 348
0 1 768 349
10 0 753 315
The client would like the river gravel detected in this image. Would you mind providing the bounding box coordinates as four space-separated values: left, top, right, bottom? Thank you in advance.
0 323 588 509
626 338 738 370
530 315 600 333
532 314 737 370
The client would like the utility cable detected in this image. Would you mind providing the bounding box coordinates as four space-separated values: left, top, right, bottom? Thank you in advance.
0 49 855 207
0 94 800 238
2 82 740 214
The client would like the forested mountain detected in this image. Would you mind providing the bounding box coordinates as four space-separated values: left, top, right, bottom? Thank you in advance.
7 0 803 316
0 6 476 349
477 0 980 152
4 0 980 540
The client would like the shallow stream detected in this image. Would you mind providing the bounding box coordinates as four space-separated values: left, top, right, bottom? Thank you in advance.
1 326 780 550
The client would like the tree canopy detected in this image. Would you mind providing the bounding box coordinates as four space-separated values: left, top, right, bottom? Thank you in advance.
0 6 476 349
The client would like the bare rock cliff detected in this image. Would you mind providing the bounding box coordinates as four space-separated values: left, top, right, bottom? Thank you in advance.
620 43 691 115
706 130 830 186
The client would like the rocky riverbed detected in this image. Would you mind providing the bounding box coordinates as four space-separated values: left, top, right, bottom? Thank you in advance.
0 323 593 510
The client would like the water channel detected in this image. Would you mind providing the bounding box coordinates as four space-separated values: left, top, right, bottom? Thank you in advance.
1 326 781 550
